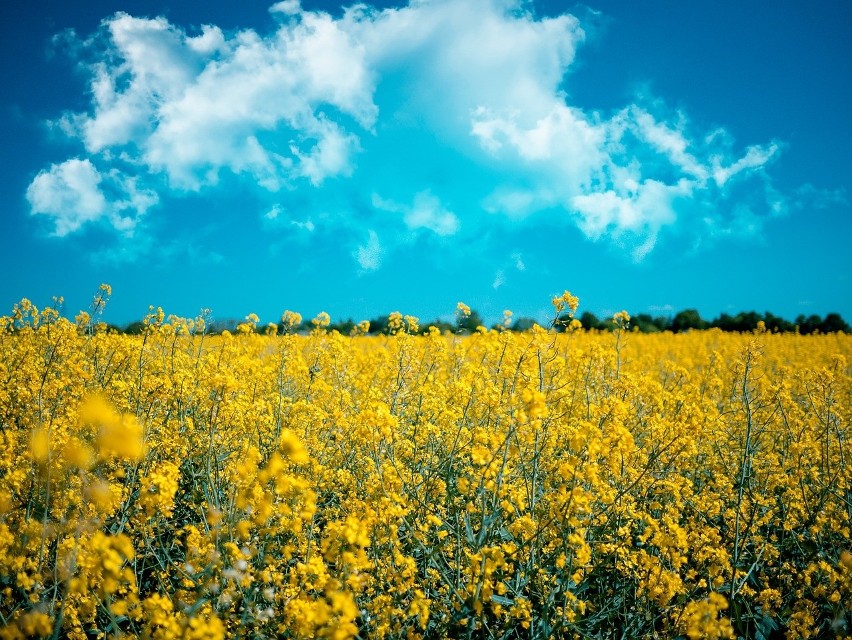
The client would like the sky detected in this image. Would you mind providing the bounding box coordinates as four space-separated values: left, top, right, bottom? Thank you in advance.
2 0 850 327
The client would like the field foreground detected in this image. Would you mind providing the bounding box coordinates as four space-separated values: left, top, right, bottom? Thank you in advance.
1 301 851 639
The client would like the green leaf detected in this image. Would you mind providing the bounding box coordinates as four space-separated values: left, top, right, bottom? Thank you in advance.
490 594 515 606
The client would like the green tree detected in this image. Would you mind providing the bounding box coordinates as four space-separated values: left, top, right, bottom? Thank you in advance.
124 321 146 335
579 311 602 330
763 311 795 333
633 313 662 333
329 318 356 335
671 309 706 333
367 316 390 335
456 309 484 333
511 317 538 332
796 314 823 335
424 319 455 334
820 312 849 333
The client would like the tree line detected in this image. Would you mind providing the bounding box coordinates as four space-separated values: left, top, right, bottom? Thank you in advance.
574 309 849 334
115 307 849 335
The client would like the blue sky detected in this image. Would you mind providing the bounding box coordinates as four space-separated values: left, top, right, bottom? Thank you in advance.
2 0 850 326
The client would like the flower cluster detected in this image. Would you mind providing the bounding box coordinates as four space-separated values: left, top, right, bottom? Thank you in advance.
0 292 850 639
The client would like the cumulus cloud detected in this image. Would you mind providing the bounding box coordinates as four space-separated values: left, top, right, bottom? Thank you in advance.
269 0 301 16
26 158 157 236
27 159 106 235
54 8 376 196
29 0 790 263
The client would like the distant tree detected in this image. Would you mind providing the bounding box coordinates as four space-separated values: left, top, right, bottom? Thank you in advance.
713 311 791 333
713 313 735 332
763 311 795 333
820 313 849 334
579 311 602 330
456 309 484 333
598 317 617 332
511 317 538 332
424 319 455 334
329 318 356 335
209 318 239 334
714 311 761 332
633 313 661 333
552 313 580 332
796 314 823 335
124 321 146 335
741 311 762 332
367 316 390 335
652 316 671 332
671 309 706 333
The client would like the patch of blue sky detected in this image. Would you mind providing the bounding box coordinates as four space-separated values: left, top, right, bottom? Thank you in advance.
1 0 849 325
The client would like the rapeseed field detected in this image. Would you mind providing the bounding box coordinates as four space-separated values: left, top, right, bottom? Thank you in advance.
1 291 850 639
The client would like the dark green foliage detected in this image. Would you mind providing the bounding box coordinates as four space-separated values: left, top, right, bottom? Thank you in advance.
112 309 848 336
671 309 707 333
456 309 484 334
579 311 602 330
424 319 455 333
511 317 538 332
328 318 356 335
632 314 666 333
123 321 146 335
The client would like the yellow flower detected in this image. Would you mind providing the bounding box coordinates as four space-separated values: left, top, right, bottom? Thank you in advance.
279 429 310 465
139 461 181 517
98 415 145 462
551 290 580 315
470 444 491 466
312 312 331 329
3 287 852 639
79 393 145 461
29 427 50 463
678 593 734 640
60 437 94 470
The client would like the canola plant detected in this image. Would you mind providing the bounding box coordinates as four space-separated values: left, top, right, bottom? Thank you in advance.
0 291 850 639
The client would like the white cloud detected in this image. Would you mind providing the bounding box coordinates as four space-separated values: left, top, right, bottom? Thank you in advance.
263 204 316 233
373 191 459 236
712 142 779 186
492 270 505 290
187 25 226 55
57 9 377 193
571 178 689 260
292 219 315 232
291 120 360 186
269 1 301 16
31 0 790 262
629 108 708 181
355 229 382 271
472 104 605 173
648 304 674 314
407 192 459 236
106 170 159 231
26 158 157 236
27 159 106 235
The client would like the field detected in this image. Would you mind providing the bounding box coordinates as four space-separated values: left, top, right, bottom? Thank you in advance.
1 295 850 639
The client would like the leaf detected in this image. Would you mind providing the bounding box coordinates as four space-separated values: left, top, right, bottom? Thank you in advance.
755 612 779 640
490 594 515 606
